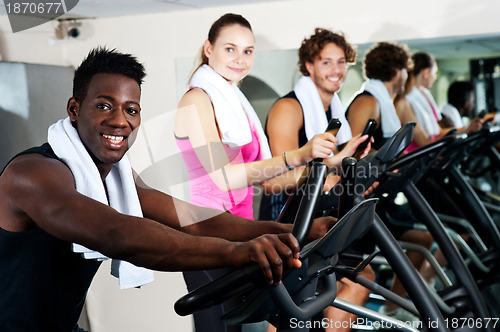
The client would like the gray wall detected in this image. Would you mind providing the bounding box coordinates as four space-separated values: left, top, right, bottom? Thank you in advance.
0 62 73 169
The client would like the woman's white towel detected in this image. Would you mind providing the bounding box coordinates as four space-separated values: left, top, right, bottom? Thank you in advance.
362 79 401 138
293 76 352 145
420 87 441 121
47 117 154 289
406 87 440 136
190 64 271 160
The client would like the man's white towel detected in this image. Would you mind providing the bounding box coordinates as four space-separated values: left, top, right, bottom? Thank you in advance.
47 117 154 289
293 76 352 145
441 103 465 128
362 79 401 138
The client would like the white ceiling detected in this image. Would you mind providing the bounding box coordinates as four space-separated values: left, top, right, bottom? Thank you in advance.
1 0 500 61
72 0 292 18
0 0 287 18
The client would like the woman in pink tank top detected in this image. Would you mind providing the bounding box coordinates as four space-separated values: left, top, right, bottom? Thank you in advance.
174 14 366 221
174 13 369 332
175 121 260 219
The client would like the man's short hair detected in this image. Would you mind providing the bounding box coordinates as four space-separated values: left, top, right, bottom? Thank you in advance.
298 28 357 76
73 47 146 103
363 42 412 82
447 81 474 108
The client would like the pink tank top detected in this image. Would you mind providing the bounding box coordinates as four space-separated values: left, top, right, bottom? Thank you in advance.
405 134 438 153
175 124 261 220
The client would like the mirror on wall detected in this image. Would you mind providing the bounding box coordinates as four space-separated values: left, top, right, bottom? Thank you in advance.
353 33 500 114
234 33 500 121
470 57 500 114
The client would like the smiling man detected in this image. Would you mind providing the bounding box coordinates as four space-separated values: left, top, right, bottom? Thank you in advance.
259 29 374 332
0 47 323 332
260 28 357 223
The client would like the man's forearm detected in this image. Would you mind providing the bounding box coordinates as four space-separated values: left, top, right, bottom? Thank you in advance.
183 212 292 241
137 187 293 241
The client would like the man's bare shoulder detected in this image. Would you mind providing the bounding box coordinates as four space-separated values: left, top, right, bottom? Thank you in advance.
2 153 73 183
395 96 410 109
273 96 302 110
0 153 76 231
266 97 303 139
349 94 380 116
268 97 303 124
351 93 378 107
395 97 414 121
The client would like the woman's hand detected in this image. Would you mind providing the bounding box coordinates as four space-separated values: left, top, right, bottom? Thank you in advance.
286 133 337 167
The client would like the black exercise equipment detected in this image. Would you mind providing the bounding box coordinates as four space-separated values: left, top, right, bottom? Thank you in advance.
175 124 462 332
357 127 495 331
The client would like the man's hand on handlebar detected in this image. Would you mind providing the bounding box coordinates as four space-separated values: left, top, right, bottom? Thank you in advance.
308 216 338 241
355 136 374 160
362 181 379 198
464 117 484 134
323 174 340 191
230 233 301 286
323 134 369 168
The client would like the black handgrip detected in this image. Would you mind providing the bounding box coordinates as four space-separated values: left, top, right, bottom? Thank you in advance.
313 118 342 163
175 264 263 316
337 157 357 219
175 163 330 316
355 118 377 156
291 163 329 247
269 273 337 320
325 118 342 136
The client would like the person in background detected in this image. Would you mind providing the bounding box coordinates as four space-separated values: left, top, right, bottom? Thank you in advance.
260 28 362 221
260 28 374 332
400 76 484 283
346 42 431 324
396 56 483 151
174 14 366 332
346 42 409 149
440 80 484 132
395 52 448 150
